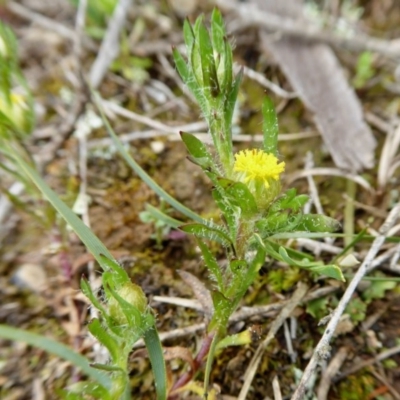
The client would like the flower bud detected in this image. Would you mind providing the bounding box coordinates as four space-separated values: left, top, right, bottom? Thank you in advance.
108 282 147 325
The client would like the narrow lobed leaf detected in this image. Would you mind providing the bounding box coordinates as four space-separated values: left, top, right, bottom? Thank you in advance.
180 223 233 247
197 238 224 291
143 327 167 400
262 96 279 156
296 214 342 233
224 67 243 134
88 319 120 363
180 131 215 170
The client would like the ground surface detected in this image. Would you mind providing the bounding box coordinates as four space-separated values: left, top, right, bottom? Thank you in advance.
1 0 400 399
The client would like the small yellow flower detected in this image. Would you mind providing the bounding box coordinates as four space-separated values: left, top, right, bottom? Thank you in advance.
233 149 285 188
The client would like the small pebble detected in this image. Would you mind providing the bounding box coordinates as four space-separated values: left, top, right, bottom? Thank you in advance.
11 264 48 292
150 140 165 154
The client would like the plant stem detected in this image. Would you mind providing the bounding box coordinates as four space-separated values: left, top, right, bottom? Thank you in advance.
203 331 220 398
169 332 215 399
344 179 356 247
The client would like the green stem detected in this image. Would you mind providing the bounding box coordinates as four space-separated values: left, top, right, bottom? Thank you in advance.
203 332 220 399
208 99 234 176
344 179 356 247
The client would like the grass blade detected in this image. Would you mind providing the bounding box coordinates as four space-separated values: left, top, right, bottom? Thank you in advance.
92 92 206 225
0 324 110 388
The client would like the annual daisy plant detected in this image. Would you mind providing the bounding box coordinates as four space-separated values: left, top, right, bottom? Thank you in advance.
0 10 347 400
171 9 344 396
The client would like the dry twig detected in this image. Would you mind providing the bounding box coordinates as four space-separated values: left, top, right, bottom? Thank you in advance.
89 0 134 88
140 286 338 349
290 203 400 400
288 168 374 192
238 283 308 400
215 0 400 60
316 346 348 400
334 345 400 384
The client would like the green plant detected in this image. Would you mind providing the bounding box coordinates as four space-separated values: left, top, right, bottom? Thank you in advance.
0 10 347 399
169 13 344 394
0 22 167 400
0 22 34 182
139 200 177 249
94 10 345 397
353 51 375 88
68 0 118 37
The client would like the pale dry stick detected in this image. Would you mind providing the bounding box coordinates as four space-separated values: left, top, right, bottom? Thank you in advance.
153 296 204 312
89 0 133 88
304 152 324 216
7 1 76 40
6 1 97 52
342 195 388 219
215 0 400 60
87 125 208 148
145 80 190 116
236 64 297 99
100 98 197 133
88 129 174 148
295 238 343 256
272 375 283 400
316 346 348 400
288 168 373 192
389 159 400 182
133 322 205 349
153 286 338 322
334 344 400 384
233 286 338 322
238 283 309 400
367 244 400 273
390 243 400 270
283 320 296 363
377 122 400 189
145 97 189 119
88 129 318 148
139 286 338 349
365 112 392 134
176 132 319 143
388 224 400 236
169 131 319 143
369 369 400 400
362 302 390 331
290 203 400 400
73 0 87 85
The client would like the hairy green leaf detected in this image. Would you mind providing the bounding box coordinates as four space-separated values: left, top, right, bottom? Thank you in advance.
180 223 232 247
296 214 341 233
88 319 120 362
180 131 215 169
279 247 345 281
262 96 279 156
0 325 110 388
197 238 224 290
143 327 167 400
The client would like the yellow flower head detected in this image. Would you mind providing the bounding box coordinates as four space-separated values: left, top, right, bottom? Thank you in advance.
233 149 285 188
